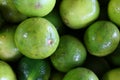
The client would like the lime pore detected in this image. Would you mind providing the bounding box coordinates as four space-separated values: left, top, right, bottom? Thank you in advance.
15 17 59 59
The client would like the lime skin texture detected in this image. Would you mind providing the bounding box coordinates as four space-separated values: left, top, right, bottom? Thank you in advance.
15 17 59 59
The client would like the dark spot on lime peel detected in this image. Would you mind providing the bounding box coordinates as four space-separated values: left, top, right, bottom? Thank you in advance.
48 39 53 45
35 2 41 9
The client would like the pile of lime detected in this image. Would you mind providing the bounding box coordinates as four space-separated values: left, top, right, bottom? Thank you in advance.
0 0 120 80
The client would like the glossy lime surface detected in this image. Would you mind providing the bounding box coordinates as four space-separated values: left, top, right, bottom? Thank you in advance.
0 26 21 61
108 0 120 26
84 21 120 57
15 17 59 59
60 0 100 29
50 35 87 72
14 0 56 17
102 68 120 80
0 60 17 80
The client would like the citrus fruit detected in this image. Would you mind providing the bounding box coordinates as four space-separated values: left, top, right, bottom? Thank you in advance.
50 35 87 72
63 67 99 80
60 0 100 29
14 17 59 59
84 20 120 57
13 0 56 17
0 0 27 23
0 60 17 80
102 68 120 80
17 56 51 80
108 0 120 26
0 25 22 61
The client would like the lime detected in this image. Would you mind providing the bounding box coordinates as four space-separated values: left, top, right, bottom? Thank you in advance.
108 0 120 26
0 25 22 61
50 35 87 72
102 68 120 80
17 56 51 80
0 60 17 80
60 0 100 29
84 20 120 57
13 0 56 17
63 67 99 80
15 17 59 59
0 0 27 23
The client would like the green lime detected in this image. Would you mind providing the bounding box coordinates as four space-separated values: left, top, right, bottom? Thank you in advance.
102 68 120 80
108 0 120 26
13 0 56 17
0 0 27 23
17 56 51 80
63 67 99 80
15 17 59 59
60 0 100 29
0 25 22 61
0 60 17 80
50 35 87 72
84 20 120 57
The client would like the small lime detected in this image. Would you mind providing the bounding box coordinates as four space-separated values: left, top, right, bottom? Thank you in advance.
0 60 17 80
0 25 22 61
60 0 100 29
50 35 87 72
84 21 120 57
13 0 56 17
108 0 120 26
102 68 120 80
15 17 59 59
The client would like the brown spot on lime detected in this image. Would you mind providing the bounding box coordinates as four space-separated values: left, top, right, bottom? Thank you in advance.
35 2 41 9
48 39 53 45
